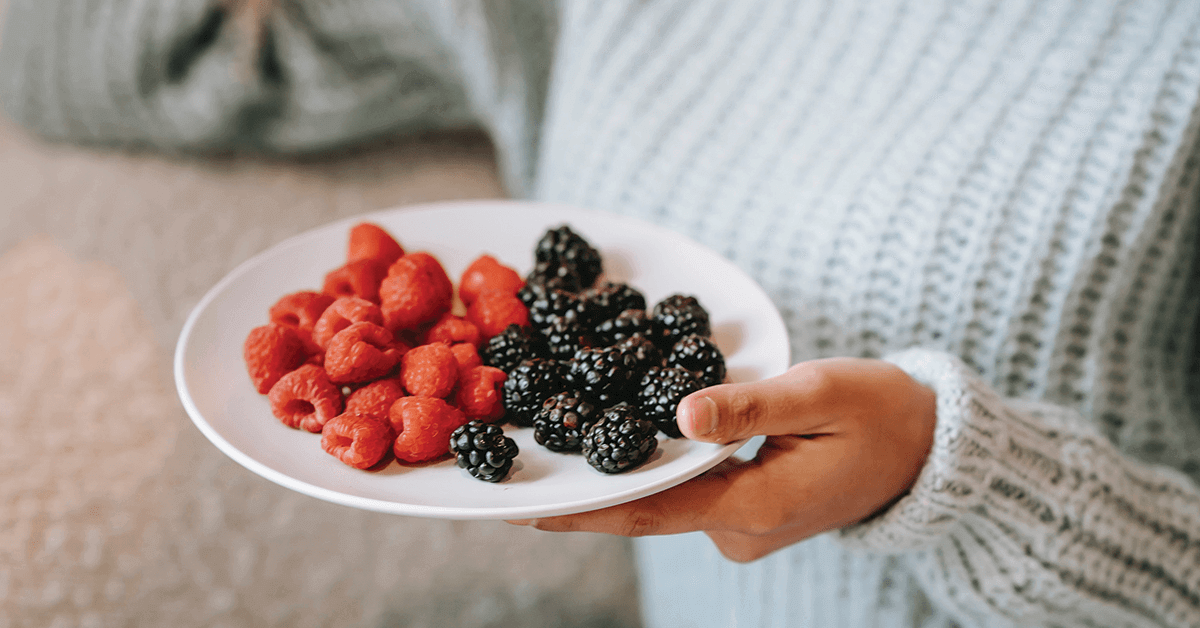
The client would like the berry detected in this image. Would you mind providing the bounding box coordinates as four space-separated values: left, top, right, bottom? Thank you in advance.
539 315 588 359
613 335 664 372
455 366 508 421
637 366 702 438
593 309 654 347
423 313 482 348
534 225 603 289
449 342 483 375
380 252 453 331
312 296 384 350
325 321 406 384
583 405 658 474
568 346 643 408
267 364 343 433
519 271 582 305
269 291 335 353
526 287 581 331
533 392 599 452
667 334 727 387
502 359 569 427
244 323 307 394
344 378 406 421
482 324 547 373
459 254 524 305
576 282 646 329
400 342 459 398
449 421 519 482
466 290 530 339
323 258 388 303
390 396 468 463
347 222 404 267
321 411 395 469
651 294 712 349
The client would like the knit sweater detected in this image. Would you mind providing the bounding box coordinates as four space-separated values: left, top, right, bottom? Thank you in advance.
4 1 1200 626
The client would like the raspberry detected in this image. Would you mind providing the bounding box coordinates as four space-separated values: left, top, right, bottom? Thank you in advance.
455 366 507 421
244 323 307 394
449 342 483 375
312 296 384 350
268 364 343 433
459 254 525 305
324 321 406 384
344 378 406 420
347 222 404 267
380 253 453 331
423 313 482 348
390 396 468 463
400 342 458 398
321 411 395 469
269 291 335 353
467 290 530 339
449 421 519 482
323 258 388 303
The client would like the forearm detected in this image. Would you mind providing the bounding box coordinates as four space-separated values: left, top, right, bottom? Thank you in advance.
842 349 1200 627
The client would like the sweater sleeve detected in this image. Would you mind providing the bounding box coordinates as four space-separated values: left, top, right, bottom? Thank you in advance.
838 348 1200 627
0 0 556 194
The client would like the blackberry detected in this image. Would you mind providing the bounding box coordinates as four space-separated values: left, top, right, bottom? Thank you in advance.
583 405 659 474
614 335 664 373
449 420 519 483
651 294 712 350
527 286 581 331
534 225 603 289
593 308 654 347
483 324 547 373
502 359 569 427
522 263 583 299
667 334 726 387
533 392 599 452
568 346 643 408
540 315 589 359
638 366 703 438
576 282 646 329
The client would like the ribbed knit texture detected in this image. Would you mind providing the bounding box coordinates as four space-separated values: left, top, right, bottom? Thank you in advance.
4 0 1200 626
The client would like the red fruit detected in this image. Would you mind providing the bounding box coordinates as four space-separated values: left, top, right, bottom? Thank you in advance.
423 314 482 348
466 290 530 339
325 321 406 384
268 364 343 433
313 296 384 350
455 366 507 421
459 255 524 305
449 342 482 375
344 378 406 420
321 411 396 469
323 258 388 303
347 222 404 267
380 252 453 331
269 291 335 353
244 323 307 394
390 396 468 463
400 343 458 398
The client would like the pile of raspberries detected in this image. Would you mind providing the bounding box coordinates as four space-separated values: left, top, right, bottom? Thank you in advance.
243 222 724 483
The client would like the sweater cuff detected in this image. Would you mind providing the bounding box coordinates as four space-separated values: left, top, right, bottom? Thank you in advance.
837 348 995 551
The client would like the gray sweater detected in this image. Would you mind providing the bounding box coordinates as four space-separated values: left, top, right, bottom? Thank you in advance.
5 0 1200 626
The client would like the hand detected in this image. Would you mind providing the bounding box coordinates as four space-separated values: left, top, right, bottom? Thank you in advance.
508 357 937 562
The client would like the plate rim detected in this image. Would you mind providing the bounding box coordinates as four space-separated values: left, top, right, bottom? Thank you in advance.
173 199 789 519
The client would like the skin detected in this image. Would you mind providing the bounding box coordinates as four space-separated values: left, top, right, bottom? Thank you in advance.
508 358 938 563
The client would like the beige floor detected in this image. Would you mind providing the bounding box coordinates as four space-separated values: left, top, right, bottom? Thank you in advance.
0 113 641 627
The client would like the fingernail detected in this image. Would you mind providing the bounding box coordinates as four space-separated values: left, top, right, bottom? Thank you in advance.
683 396 719 437
506 519 532 526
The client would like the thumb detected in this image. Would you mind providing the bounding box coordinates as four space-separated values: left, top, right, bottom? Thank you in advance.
676 363 842 443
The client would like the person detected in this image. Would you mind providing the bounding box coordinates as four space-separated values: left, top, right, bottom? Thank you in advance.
4 0 1200 626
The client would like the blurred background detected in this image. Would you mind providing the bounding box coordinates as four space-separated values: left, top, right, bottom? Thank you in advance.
0 1 643 626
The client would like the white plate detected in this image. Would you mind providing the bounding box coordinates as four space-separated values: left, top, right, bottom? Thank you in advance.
174 201 790 520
